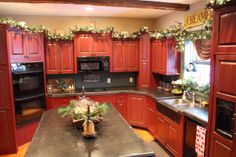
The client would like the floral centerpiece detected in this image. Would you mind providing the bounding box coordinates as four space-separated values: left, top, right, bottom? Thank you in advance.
58 96 109 126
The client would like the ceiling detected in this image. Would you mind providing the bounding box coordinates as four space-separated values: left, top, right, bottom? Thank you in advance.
0 0 200 18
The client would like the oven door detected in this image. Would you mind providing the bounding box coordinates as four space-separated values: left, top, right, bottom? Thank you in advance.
15 95 45 125
12 72 44 99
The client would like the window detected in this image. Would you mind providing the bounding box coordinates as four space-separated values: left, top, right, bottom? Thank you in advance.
184 40 210 86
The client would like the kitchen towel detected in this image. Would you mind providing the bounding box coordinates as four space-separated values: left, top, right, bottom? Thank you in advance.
195 125 206 157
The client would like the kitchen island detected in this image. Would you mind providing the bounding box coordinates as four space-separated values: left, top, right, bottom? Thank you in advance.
25 104 155 157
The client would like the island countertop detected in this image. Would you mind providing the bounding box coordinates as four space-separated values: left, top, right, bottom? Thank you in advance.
25 104 155 157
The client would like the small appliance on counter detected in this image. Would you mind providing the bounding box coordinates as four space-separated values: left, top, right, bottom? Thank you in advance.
11 62 46 125
171 79 183 95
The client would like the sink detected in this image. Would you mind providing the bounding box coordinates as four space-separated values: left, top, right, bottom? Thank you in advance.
158 98 191 113
162 99 190 106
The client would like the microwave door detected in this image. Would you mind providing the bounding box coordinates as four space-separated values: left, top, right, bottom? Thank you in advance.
79 61 102 72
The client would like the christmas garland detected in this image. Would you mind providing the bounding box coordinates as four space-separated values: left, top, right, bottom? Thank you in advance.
0 16 212 51
205 0 232 8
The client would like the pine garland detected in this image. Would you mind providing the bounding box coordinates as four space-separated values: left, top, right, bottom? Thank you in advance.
205 0 232 8
0 16 212 51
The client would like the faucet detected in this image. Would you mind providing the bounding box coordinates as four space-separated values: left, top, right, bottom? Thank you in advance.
183 91 195 106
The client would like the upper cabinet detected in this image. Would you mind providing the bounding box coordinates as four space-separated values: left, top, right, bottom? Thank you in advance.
112 40 139 72
151 39 180 75
74 33 112 57
213 5 236 54
8 29 44 63
46 40 74 74
74 33 112 73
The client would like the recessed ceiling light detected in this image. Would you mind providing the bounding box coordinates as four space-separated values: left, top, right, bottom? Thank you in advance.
85 7 94 11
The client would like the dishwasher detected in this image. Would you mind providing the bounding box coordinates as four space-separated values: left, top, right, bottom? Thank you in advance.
184 117 207 157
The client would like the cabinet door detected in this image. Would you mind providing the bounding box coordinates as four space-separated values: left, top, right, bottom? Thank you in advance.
124 41 138 71
166 123 178 155
210 137 233 157
46 97 75 110
0 111 17 154
74 34 93 57
25 32 44 62
166 39 180 75
16 120 39 146
94 34 112 56
215 55 236 96
151 40 161 73
158 40 166 74
113 41 124 72
60 41 74 74
138 61 151 88
115 95 127 120
147 99 156 135
45 41 61 74
127 95 146 127
155 114 167 144
213 6 236 54
8 30 26 63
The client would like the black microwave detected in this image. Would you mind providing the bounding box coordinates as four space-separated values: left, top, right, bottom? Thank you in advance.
77 56 110 72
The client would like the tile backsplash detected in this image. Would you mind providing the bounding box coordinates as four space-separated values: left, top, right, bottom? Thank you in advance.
47 72 137 91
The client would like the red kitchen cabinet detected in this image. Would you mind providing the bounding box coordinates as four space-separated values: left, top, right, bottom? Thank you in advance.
147 97 157 135
0 24 17 154
155 113 167 144
74 33 112 57
24 32 44 62
209 4 236 157
213 5 236 54
16 120 39 146
46 40 74 74
113 41 124 72
124 41 139 71
8 29 25 62
137 34 152 89
87 95 116 106
112 40 138 72
151 39 180 75
94 35 112 56
74 33 112 73
46 96 76 110
127 94 147 127
115 94 128 120
8 29 44 63
155 110 184 157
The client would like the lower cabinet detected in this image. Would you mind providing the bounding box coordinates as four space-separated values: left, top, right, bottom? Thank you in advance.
16 120 39 146
147 97 157 135
114 94 128 120
210 133 234 157
155 111 184 157
127 94 147 128
46 96 76 109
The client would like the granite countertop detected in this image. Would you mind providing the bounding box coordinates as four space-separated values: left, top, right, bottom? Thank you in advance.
157 99 208 125
25 104 155 157
47 86 180 100
47 87 208 126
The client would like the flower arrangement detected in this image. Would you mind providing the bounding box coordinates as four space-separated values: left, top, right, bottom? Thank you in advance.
58 97 109 124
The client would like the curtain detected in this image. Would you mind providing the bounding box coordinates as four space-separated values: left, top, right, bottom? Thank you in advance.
193 39 211 60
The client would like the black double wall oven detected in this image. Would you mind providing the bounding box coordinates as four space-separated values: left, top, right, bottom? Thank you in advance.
11 62 45 125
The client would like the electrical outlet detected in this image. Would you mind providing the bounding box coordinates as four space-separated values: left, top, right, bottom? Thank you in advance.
107 78 111 84
129 77 133 83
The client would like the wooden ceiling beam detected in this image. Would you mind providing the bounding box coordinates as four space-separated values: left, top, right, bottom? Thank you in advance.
0 0 190 11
